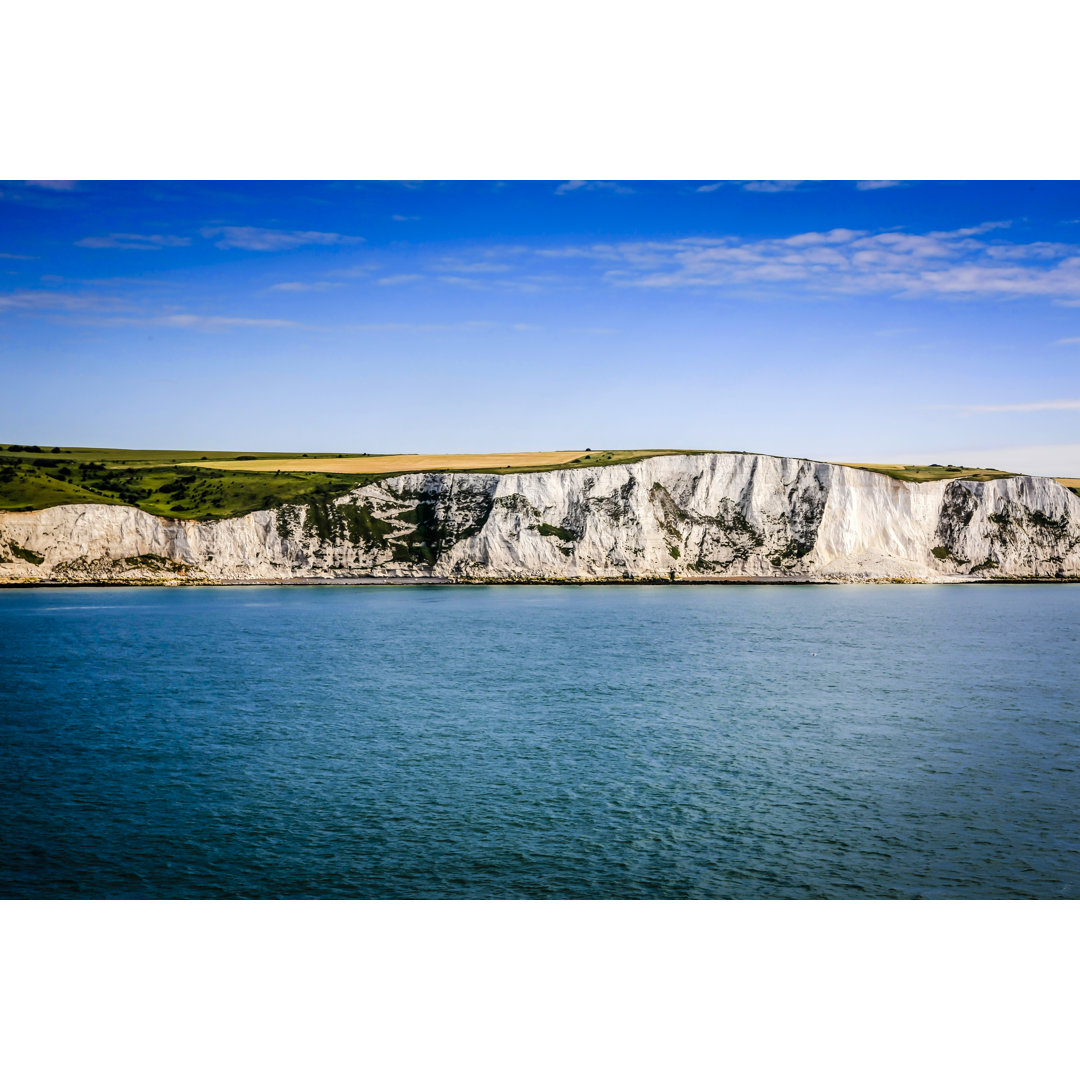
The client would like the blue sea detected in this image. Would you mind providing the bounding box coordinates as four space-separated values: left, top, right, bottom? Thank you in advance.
1 584 1078 898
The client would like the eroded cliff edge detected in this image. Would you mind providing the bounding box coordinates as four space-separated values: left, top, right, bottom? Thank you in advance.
2 454 1078 584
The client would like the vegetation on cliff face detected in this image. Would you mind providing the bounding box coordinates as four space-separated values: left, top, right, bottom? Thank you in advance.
286 496 397 549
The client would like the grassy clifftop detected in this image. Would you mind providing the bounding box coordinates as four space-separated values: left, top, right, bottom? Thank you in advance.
0 446 707 520
834 461 1019 484
2 444 1077 520
0 445 377 520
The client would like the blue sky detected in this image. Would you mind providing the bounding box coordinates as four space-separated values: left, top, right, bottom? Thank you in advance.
2 179 1079 473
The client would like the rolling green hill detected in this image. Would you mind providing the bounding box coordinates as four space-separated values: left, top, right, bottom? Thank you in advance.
0 445 377 519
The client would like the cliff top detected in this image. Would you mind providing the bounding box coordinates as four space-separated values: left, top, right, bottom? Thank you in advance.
2 443 1078 520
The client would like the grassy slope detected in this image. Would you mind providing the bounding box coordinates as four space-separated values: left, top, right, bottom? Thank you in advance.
833 461 1018 483
2 444 1077 519
838 462 1080 500
0 446 380 519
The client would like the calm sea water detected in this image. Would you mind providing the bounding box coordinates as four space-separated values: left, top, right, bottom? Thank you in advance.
1 584 1078 898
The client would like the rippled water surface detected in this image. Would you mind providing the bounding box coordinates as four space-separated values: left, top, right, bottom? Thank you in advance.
1 584 1078 898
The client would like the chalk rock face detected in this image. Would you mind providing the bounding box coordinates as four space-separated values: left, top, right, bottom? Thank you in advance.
1 454 1078 583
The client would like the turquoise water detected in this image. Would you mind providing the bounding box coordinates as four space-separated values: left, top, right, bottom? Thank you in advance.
1 584 1078 898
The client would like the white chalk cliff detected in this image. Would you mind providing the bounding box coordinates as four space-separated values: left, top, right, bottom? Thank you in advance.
1 454 1078 583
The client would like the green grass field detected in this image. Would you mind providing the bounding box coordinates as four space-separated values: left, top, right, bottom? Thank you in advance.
0 445 381 519
1 444 1077 519
835 462 1079 499
834 461 1019 484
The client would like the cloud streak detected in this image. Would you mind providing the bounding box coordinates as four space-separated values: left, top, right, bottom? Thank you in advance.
431 259 512 274
0 289 302 331
201 226 363 251
697 181 805 193
149 314 300 330
76 233 191 250
80 313 304 331
0 289 131 314
268 281 342 292
536 221 1080 302
22 180 78 191
697 180 902 194
377 274 424 286
742 180 803 193
555 180 634 195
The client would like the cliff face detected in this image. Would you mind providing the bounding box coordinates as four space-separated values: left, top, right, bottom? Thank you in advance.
2 454 1079 583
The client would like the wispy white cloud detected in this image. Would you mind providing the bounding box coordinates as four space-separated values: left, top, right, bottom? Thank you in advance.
0 288 302 331
201 226 363 251
784 228 863 246
149 314 300 330
332 263 380 278
431 259 512 274
391 214 420 221
536 221 1080 302
699 180 898 194
555 180 634 195
377 274 424 286
268 281 342 292
76 233 191 250
431 273 543 293
697 181 805 193
930 221 1010 239
418 255 547 293
0 252 36 260
0 289 130 314
78 312 304 331
22 180 78 191
437 275 488 289
1055 336 1080 345
932 399 1080 414
742 180 803 193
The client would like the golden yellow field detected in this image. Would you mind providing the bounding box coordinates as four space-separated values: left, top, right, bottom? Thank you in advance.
176 451 1080 493
185 451 589 474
